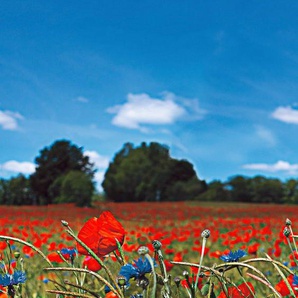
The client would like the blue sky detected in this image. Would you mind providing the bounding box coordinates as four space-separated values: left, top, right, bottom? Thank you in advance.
1 1 298 191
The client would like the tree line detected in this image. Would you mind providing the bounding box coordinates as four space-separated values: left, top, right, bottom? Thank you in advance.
0 139 297 205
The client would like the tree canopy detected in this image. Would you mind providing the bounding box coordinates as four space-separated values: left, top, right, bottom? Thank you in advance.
102 142 207 202
30 139 95 205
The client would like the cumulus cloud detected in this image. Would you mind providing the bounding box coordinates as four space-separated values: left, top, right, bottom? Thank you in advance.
0 110 23 130
94 171 105 192
84 150 109 168
272 106 298 124
107 92 205 131
243 160 298 174
1 160 35 174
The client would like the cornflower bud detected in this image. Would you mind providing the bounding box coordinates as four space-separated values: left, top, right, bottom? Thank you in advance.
152 240 162 250
117 275 127 287
14 251 20 259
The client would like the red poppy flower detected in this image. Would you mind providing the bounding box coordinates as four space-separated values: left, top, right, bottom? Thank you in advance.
217 282 255 298
275 275 298 297
82 256 102 272
47 252 64 263
77 211 125 257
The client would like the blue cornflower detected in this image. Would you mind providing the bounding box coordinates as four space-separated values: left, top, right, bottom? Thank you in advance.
293 274 298 286
118 257 155 287
0 271 26 287
60 248 77 258
220 249 247 262
133 258 153 275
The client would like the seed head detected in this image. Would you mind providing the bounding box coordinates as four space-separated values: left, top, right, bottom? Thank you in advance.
201 229 211 239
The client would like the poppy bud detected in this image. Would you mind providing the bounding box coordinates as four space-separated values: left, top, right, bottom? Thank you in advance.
138 246 149 256
286 218 292 226
201 229 210 239
61 220 69 227
283 227 291 238
174 276 181 287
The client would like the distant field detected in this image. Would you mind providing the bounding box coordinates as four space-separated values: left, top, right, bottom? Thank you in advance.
0 202 296 297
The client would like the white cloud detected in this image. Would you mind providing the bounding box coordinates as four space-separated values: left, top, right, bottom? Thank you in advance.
272 106 298 124
1 160 35 174
84 150 109 169
0 110 23 130
84 151 110 192
94 171 105 192
107 92 205 131
76 96 89 103
255 125 276 146
243 160 298 174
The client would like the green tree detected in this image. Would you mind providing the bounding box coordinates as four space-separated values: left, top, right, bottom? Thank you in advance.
53 171 95 207
283 179 298 204
198 180 230 201
102 142 206 202
0 179 8 205
6 174 33 205
250 176 284 203
227 175 253 202
30 139 95 204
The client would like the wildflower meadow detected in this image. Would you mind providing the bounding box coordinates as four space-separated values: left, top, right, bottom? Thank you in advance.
0 201 298 297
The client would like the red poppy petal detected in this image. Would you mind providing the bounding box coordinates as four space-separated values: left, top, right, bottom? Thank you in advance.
77 217 99 255
77 211 125 257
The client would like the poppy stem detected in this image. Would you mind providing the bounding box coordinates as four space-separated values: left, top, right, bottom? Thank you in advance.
0 235 53 268
152 240 171 297
115 238 126 265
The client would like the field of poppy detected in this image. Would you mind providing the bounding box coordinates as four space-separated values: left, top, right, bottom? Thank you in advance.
0 201 297 297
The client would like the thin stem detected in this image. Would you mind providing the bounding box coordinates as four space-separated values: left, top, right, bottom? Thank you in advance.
0 236 53 267
44 267 121 298
145 253 156 298
236 267 256 298
46 289 95 297
289 226 298 253
194 237 206 292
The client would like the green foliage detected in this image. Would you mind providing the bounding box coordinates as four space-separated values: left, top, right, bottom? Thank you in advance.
102 142 206 202
53 170 95 207
30 139 95 205
198 180 230 201
0 175 34 205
